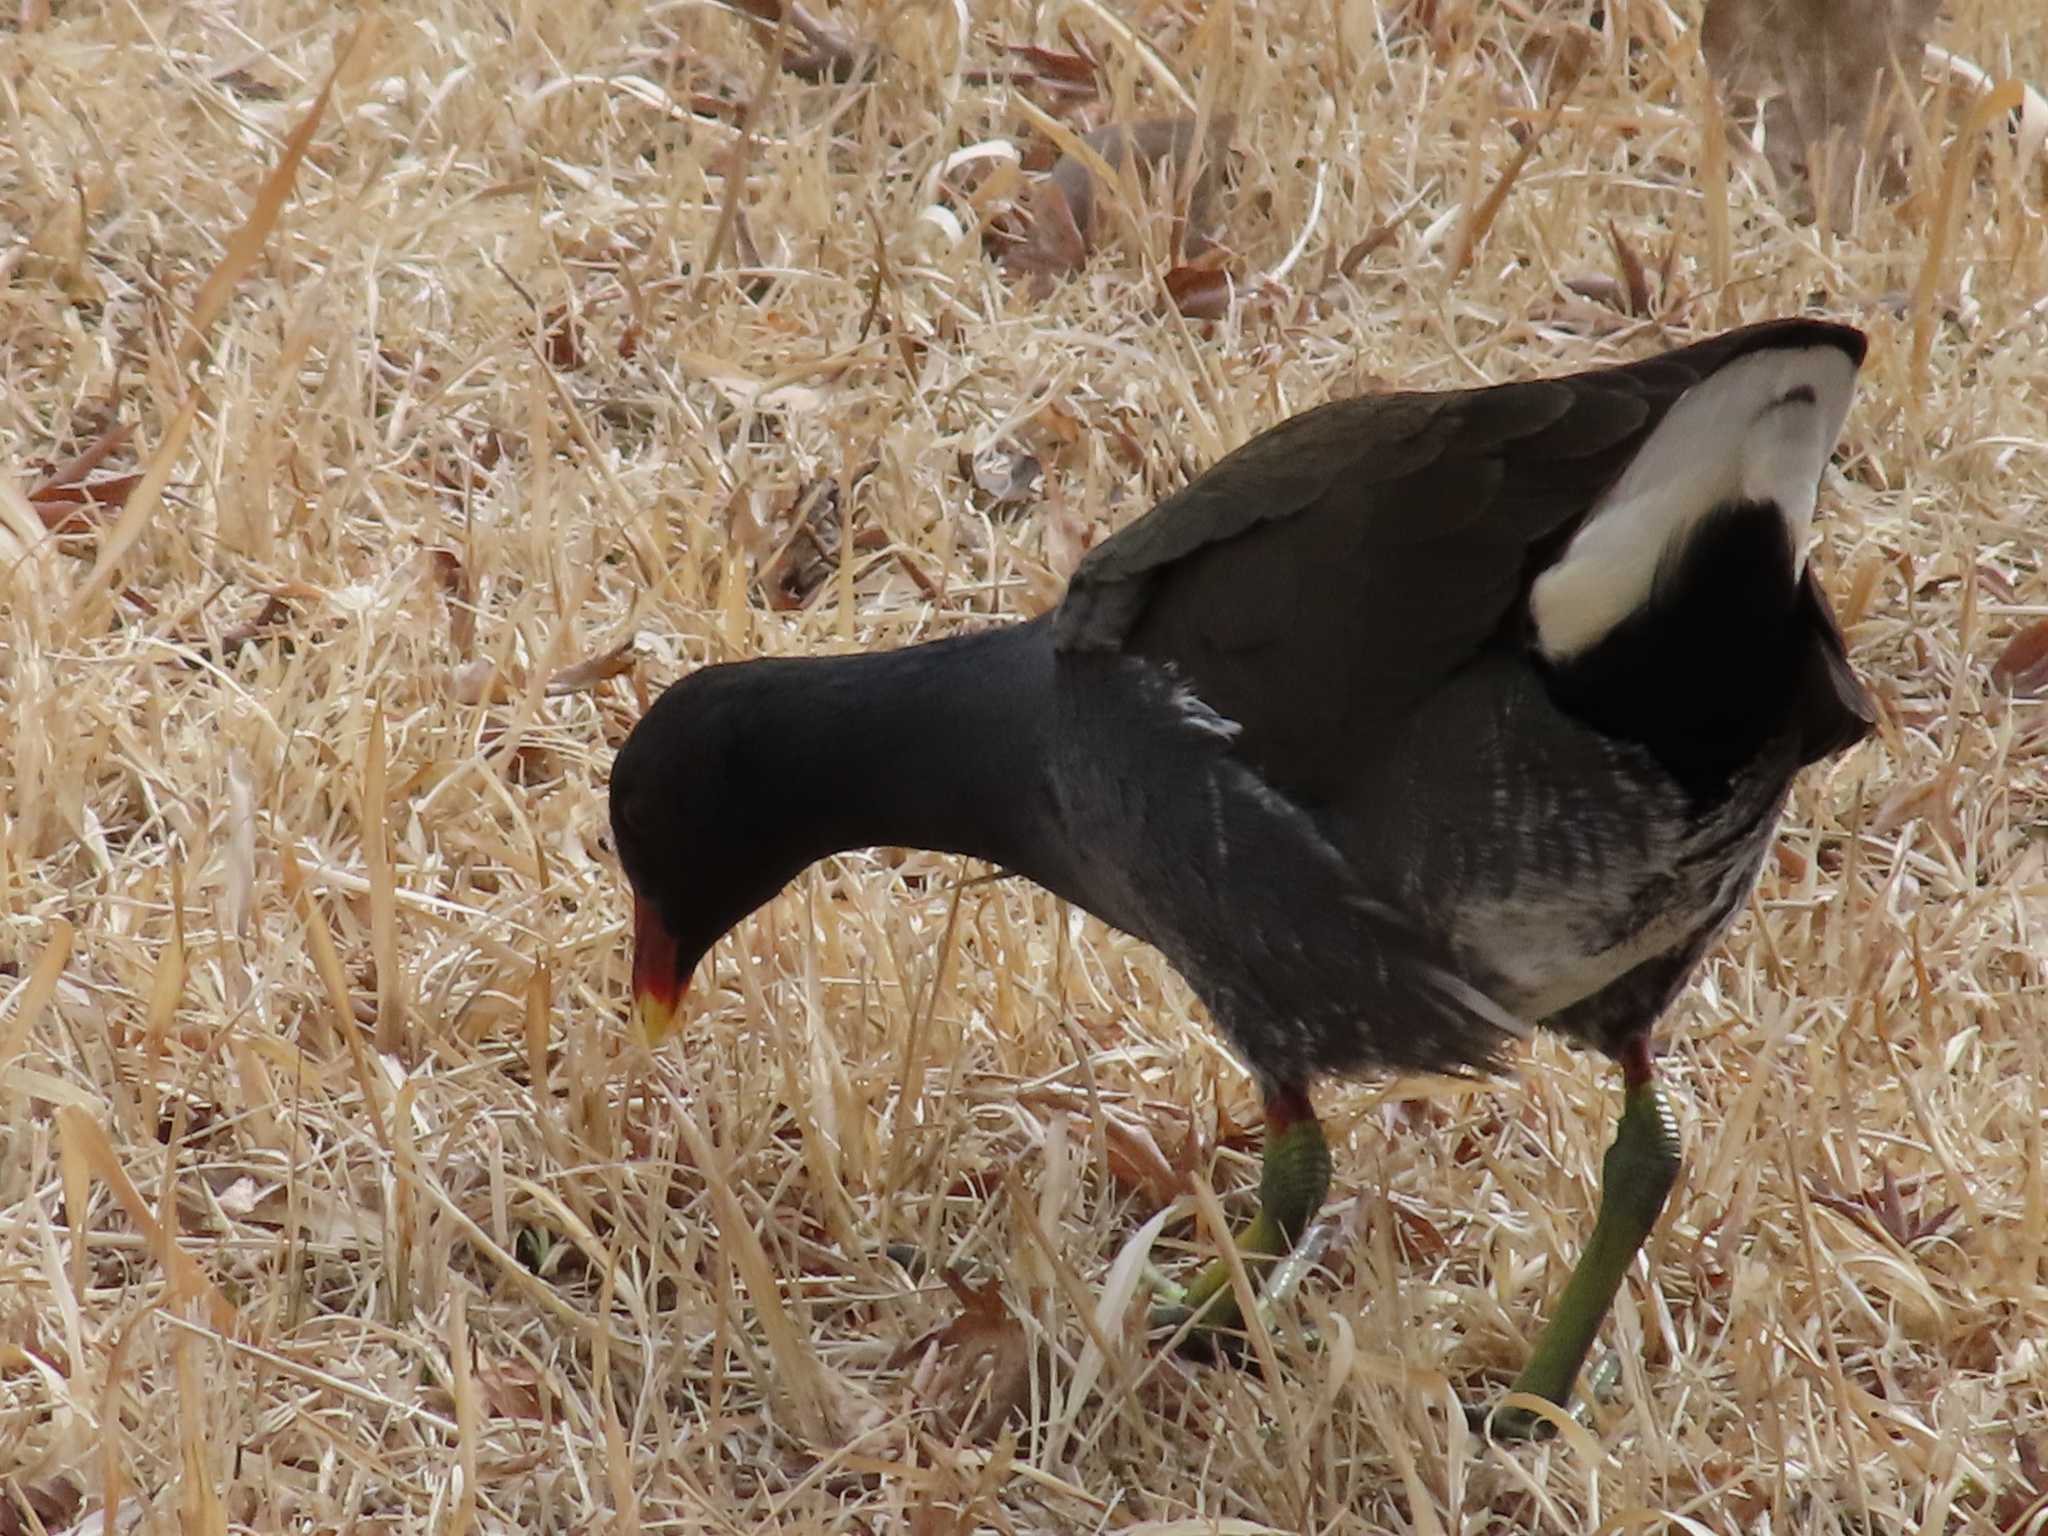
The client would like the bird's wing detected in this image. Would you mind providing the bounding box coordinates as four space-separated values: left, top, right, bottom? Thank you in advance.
1054 320 1864 804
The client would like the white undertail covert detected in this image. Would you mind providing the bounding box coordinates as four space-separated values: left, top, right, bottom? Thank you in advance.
1530 342 1860 661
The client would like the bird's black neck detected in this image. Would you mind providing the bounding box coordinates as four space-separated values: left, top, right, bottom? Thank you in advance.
729 618 1064 888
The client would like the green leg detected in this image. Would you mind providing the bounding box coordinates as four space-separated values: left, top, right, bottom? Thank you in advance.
1485 1038 1682 1438
1155 1087 1333 1339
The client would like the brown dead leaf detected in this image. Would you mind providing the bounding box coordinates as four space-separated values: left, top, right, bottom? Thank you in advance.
424 546 467 596
1028 397 1087 454
1530 284 1638 337
1212 1088 1256 1152
1519 24 1596 105
1564 273 1628 310
1007 43 1095 81
1606 220 1652 316
429 427 512 503
1870 767 1960 844
1655 235 1683 307
1005 114 1236 276
539 302 583 370
546 634 638 696
904 1271 1034 1443
723 0 872 82
26 419 141 533
1164 262 1233 320
1985 1436 2048 1532
477 1354 551 1422
181 593 292 667
423 545 478 655
1388 1197 1449 1264
27 419 134 494
374 343 444 394
1006 169 1088 274
890 548 943 602
0 1476 84 1536
1098 1109 1187 1208
1702 0 1941 220
1003 42 1100 100
1040 500 1094 585
760 474 886 609
908 1502 970 1536
1989 617 2048 694
937 1167 999 1204
480 717 559 786
966 443 1042 514
29 472 146 532
212 65 287 101
763 477 843 610
228 589 292 638
449 659 505 707
1808 1164 1960 1249
1772 840 1811 880
1337 190 1428 276
1975 564 2019 604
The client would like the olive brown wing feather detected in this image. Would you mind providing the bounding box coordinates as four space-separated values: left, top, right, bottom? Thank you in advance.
1052 374 1656 805
1052 320 1866 807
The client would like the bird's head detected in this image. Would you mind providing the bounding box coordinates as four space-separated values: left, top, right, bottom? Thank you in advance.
608 662 818 1044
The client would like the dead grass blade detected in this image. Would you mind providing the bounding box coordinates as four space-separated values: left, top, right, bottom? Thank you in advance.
64 32 359 623
364 706 403 1053
1338 188 1430 278
57 1108 239 1333
0 918 71 1066
546 633 640 695
1910 78 2028 396
671 1104 836 1441
175 1324 228 1535
1448 63 1581 277
180 28 364 367
63 389 202 625
279 843 391 1150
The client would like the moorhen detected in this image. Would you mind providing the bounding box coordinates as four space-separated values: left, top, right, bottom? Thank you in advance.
610 318 1874 1426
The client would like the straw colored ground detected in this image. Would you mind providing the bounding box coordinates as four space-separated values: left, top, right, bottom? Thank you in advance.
3 1 2046 1531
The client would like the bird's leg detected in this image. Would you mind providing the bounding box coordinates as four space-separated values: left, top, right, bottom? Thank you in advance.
1155 1084 1332 1338
1485 1033 1682 1438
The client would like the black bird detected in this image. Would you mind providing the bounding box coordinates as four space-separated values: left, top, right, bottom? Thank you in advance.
611 319 1874 1426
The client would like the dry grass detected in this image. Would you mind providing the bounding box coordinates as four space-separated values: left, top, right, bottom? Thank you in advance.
3 1 2046 1531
